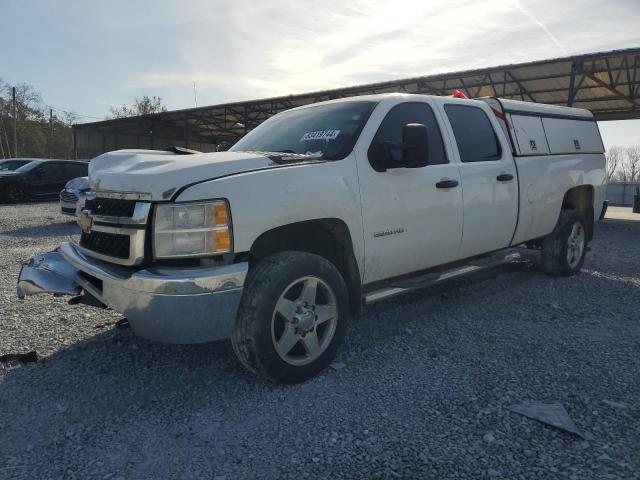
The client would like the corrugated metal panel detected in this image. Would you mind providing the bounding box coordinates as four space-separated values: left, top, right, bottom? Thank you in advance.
73 47 640 155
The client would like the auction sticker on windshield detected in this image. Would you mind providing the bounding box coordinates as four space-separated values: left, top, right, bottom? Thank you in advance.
300 130 341 141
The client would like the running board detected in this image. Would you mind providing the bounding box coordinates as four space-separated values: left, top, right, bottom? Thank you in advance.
363 249 532 304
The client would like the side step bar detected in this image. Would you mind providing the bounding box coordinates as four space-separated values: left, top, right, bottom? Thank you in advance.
363 249 534 304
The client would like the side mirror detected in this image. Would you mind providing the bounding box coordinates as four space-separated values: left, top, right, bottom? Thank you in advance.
368 123 430 172
402 123 429 168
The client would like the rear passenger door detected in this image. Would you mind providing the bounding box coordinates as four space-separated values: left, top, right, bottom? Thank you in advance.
443 104 518 258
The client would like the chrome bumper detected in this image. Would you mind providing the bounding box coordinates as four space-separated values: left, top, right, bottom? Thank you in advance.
17 242 248 344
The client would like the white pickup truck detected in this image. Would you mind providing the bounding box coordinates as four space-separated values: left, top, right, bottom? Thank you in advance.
17 93 607 382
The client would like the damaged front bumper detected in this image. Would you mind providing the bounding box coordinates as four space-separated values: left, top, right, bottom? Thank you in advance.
17 242 248 344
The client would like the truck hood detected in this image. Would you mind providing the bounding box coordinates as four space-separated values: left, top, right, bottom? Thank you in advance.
89 149 319 200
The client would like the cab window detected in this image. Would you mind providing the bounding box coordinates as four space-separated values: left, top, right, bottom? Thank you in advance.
444 105 501 162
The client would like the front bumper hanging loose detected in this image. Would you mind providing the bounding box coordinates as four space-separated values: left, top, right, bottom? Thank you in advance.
17 242 248 344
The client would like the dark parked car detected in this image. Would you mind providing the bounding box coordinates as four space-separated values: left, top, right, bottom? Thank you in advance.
0 159 89 203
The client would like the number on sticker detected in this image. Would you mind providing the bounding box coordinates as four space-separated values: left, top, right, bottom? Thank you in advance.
300 130 340 142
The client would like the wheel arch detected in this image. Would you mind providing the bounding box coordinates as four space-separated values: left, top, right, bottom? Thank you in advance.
561 185 595 241
248 218 362 315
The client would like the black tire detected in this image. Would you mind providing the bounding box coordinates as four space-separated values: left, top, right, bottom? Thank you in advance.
231 251 349 383
540 210 588 276
4 184 27 203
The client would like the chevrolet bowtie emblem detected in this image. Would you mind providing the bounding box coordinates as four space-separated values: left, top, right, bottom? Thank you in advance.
78 210 93 234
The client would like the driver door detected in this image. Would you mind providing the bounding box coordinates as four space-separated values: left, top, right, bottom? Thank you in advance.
357 101 464 284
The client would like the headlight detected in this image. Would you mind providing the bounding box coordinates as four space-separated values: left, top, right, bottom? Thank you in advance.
153 200 232 258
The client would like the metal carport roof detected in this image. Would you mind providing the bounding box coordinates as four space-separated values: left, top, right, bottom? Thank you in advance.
73 47 640 158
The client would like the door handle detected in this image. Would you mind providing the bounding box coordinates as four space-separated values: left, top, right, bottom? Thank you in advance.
435 179 459 189
496 174 514 182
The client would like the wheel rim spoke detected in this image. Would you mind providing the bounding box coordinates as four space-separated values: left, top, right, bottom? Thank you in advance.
275 297 297 322
566 222 585 268
299 278 318 304
570 224 578 241
271 275 338 366
301 331 320 357
276 325 299 356
314 305 336 324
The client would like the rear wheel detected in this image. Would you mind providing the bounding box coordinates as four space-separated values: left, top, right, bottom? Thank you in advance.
231 251 349 383
540 210 587 276
4 184 26 203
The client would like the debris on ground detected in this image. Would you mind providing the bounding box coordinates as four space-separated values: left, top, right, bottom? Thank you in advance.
94 321 113 329
0 351 38 364
508 401 584 438
329 361 347 371
115 318 130 330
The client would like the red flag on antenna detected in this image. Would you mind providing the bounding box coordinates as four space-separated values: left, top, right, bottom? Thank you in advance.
451 89 469 99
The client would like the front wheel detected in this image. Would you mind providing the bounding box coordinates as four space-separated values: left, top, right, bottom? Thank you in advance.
540 210 587 276
4 184 27 203
231 251 349 383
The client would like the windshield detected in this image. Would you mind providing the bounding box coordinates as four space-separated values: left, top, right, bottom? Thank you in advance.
14 161 41 173
0 160 31 171
230 101 377 160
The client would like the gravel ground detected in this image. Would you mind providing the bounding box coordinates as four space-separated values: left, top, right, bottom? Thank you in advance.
1 202 639 480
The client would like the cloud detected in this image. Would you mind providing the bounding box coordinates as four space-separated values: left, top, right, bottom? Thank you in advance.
511 0 567 54
104 0 640 109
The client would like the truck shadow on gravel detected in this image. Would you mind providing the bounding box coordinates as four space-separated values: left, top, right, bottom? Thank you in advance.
0 261 549 397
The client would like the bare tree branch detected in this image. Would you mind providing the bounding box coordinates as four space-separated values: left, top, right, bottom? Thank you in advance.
606 146 624 181
108 96 167 119
625 145 640 182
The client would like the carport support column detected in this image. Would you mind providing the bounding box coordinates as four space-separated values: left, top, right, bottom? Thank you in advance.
568 63 577 107
184 114 189 148
12 86 17 158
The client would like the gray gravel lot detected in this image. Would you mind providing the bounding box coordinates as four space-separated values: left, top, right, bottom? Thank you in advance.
1 202 639 480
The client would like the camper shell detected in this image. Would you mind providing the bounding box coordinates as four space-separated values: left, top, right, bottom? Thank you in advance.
478 97 605 157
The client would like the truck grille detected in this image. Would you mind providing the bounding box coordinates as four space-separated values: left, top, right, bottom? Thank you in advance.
80 231 131 260
60 190 78 203
77 197 150 266
85 198 137 218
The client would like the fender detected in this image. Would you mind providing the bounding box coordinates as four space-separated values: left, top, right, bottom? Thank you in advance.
175 156 366 277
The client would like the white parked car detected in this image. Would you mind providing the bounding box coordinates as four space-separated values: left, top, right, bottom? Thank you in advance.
60 176 90 216
18 93 606 382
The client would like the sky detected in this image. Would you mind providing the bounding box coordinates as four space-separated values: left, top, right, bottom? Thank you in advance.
0 0 639 148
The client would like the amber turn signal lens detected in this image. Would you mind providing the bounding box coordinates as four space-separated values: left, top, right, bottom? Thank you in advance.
208 228 231 252
214 203 229 226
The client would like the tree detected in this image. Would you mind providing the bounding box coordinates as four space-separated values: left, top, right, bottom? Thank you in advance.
0 78 77 159
623 145 640 182
606 146 624 181
108 95 167 119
